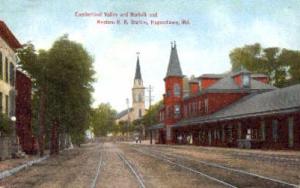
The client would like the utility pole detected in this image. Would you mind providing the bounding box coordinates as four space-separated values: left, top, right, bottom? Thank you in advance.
147 85 154 110
126 98 130 140
146 85 154 144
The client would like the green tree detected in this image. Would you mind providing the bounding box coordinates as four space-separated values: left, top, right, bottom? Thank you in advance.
18 44 49 156
90 103 116 137
18 35 95 155
229 43 300 87
46 35 95 154
142 101 163 128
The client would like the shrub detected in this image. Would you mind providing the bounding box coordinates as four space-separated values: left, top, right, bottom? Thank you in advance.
0 114 13 136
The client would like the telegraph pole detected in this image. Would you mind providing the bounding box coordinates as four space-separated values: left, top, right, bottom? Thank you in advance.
126 98 130 140
147 85 154 110
146 85 154 144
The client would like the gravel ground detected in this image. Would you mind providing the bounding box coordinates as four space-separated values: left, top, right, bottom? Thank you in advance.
1 142 300 188
119 144 224 188
134 144 300 187
0 143 100 188
95 143 140 188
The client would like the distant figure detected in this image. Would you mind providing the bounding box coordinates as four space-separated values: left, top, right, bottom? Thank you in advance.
139 135 142 144
135 136 139 144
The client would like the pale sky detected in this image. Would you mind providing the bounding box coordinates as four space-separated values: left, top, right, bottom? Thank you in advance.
1 0 300 112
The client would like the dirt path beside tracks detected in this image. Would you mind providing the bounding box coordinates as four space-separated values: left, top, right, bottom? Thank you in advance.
0 143 100 188
132 144 300 187
2 142 300 188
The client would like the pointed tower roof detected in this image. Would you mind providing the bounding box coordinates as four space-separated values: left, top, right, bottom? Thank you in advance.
134 53 142 80
166 41 183 78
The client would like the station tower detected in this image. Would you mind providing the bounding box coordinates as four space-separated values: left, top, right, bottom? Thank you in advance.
164 42 184 143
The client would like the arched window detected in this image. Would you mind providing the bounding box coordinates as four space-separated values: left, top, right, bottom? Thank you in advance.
174 84 180 96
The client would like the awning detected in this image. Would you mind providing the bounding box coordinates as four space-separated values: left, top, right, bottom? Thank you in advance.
148 123 164 130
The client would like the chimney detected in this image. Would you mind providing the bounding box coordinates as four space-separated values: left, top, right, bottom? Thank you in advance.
189 76 199 96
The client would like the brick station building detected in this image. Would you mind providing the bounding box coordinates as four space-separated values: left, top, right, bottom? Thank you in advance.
149 42 300 149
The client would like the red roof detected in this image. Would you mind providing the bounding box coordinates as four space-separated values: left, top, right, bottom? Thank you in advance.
0 20 22 50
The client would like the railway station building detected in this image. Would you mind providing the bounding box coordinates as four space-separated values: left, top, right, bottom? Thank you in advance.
149 42 300 149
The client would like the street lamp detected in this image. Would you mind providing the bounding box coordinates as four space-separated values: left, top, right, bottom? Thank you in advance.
10 116 16 122
10 116 18 158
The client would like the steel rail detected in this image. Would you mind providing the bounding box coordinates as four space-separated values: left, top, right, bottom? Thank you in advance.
90 144 104 188
117 152 146 188
133 148 237 188
148 147 299 188
140 146 299 188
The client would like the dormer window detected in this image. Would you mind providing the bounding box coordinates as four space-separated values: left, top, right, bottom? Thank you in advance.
242 73 250 88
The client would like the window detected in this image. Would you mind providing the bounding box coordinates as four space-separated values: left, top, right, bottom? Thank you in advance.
174 84 180 96
167 90 171 96
288 117 294 148
0 92 2 112
184 105 187 117
139 109 142 117
242 73 250 88
204 98 209 113
272 120 278 142
198 101 201 112
5 95 8 114
0 52 2 79
5 57 8 82
174 105 180 116
10 63 15 86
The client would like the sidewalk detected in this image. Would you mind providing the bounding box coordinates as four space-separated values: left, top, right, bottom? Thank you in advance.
0 151 50 180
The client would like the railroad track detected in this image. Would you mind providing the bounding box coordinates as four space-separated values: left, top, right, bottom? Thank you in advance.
150 144 300 166
117 152 146 188
133 146 298 188
90 143 104 188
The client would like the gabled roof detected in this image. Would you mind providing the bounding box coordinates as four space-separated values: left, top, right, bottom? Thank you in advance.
198 73 225 79
174 84 300 127
115 108 133 119
206 72 276 91
0 20 21 50
134 56 142 80
206 74 239 90
211 84 300 119
166 42 183 78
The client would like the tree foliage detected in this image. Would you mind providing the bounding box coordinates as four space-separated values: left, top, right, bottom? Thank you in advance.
46 35 95 148
18 35 95 154
229 43 300 87
90 103 116 136
142 101 163 128
0 114 12 135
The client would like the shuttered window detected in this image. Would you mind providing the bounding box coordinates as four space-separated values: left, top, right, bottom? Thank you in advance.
0 92 2 112
5 57 8 82
0 52 2 80
10 63 15 86
5 95 8 114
